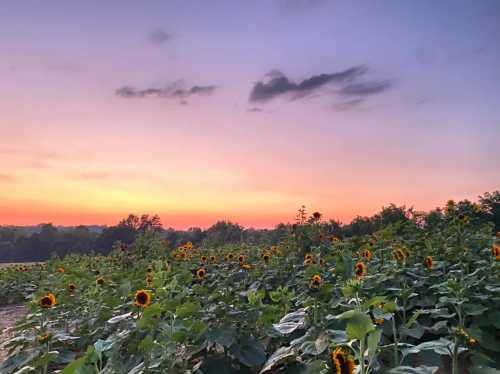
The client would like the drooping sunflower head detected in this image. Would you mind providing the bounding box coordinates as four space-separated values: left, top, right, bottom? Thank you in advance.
331 347 356 374
196 268 206 280
38 331 50 344
263 254 270 264
57 267 65 273
40 292 56 309
309 274 322 289
68 283 76 292
492 244 500 260
424 256 433 269
134 289 152 308
354 262 366 279
96 277 105 286
361 249 372 261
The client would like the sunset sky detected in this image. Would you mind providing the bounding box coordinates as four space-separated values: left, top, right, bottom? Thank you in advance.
1 1 499 228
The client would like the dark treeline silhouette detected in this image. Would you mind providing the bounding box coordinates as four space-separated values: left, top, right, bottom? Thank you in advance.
1 192 499 263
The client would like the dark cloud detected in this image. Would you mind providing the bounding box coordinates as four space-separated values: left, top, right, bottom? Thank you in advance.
249 66 366 102
148 29 172 45
339 81 392 96
115 81 217 101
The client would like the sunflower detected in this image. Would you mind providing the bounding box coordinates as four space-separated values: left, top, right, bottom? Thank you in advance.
303 258 312 266
38 331 50 344
147 266 153 273
146 275 153 286
361 249 372 261
331 236 339 243
472 204 481 214
180 252 187 259
468 337 478 346
309 274 322 289
57 267 65 273
374 318 385 325
195 268 206 280
496 232 500 239
210 255 217 263
492 244 500 260
331 347 356 374
40 292 56 309
424 256 433 269
393 248 407 262
96 277 105 286
238 255 245 264
227 253 234 261
242 264 252 270
120 244 128 251
200 255 208 264
68 283 76 292
304 253 313 261
134 289 152 308
319 232 325 241
457 213 469 224
263 254 270 264
354 262 366 279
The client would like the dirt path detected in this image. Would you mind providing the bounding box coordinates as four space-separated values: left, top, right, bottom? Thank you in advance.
0 304 27 362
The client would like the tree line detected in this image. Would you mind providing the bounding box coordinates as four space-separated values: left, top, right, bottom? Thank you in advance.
1 191 499 263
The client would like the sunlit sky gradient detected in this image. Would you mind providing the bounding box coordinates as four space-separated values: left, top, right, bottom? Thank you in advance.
1 0 499 228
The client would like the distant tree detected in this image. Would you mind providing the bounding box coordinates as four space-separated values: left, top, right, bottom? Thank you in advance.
479 191 500 231
203 221 243 247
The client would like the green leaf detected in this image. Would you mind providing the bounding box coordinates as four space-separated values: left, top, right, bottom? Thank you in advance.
206 327 237 347
337 310 375 340
176 302 200 318
259 346 295 373
367 329 382 361
229 336 266 367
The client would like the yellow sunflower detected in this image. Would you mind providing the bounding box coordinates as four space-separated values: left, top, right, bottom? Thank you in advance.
361 249 372 261
200 255 208 264
195 268 206 280
457 213 469 224
263 253 270 264
309 274 322 289
210 255 217 263
238 255 245 264
57 267 65 273
354 262 366 279
134 289 152 308
424 256 433 269
96 277 105 286
38 331 50 344
68 283 77 293
331 347 356 374
40 292 56 309
492 244 500 260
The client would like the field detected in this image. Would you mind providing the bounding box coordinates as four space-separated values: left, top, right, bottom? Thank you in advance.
1 206 499 374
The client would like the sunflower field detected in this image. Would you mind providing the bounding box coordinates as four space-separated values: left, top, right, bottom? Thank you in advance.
1 206 500 373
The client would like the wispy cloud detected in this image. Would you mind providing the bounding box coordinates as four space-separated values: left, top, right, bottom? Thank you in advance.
115 80 217 103
339 81 392 96
148 29 172 45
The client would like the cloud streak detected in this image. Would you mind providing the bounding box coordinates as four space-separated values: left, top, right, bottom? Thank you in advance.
249 66 366 102
115 81 217 102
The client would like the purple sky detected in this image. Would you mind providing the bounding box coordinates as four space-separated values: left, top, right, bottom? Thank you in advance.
1 0 499 227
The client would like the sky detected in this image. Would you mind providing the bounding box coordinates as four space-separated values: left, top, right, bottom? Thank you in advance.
1 0 499 228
